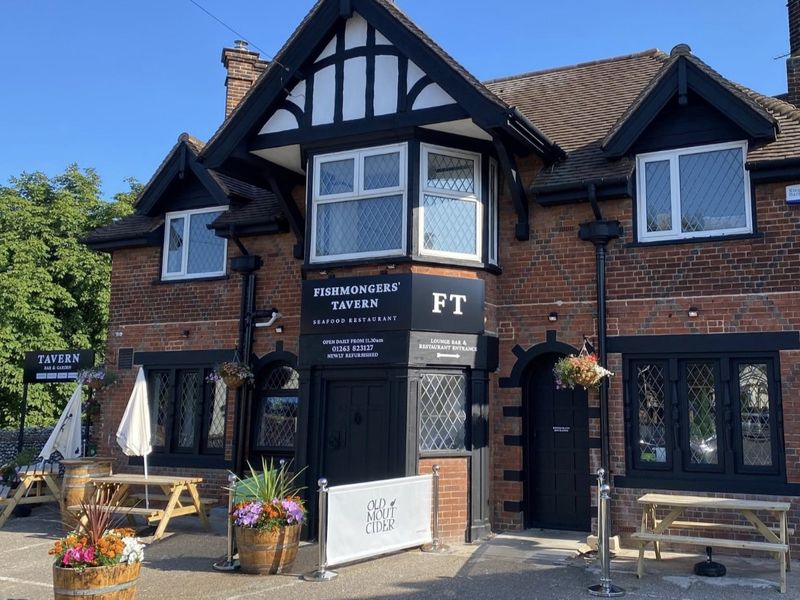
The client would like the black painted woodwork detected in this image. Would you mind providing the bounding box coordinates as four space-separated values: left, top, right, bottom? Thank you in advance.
608 332 800 354
523 353 591 531
117 348 134 370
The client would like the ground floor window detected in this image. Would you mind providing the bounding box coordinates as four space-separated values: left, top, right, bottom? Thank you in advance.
626 353 783 480
418 372 468 453
147 367 226 456
252 365 299 453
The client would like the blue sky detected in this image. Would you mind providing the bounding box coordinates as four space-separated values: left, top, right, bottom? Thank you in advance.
0 1 789 198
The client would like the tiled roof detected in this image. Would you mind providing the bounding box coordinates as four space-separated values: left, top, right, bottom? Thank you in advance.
210 191 284 230
82 213 163 245
485 48 800 190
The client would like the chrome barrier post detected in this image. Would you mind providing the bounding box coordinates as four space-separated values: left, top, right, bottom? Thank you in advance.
213 471 239 571
422 464 449 553
304 478 338 581
588 468 624 597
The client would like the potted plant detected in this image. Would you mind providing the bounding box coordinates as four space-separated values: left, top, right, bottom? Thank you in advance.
553 351 613 390
231 459 305 574
50 493 144 599
78 367 118 390
207 361 253 390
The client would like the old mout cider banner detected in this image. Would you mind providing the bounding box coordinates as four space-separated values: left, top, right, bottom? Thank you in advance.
325 474 433 566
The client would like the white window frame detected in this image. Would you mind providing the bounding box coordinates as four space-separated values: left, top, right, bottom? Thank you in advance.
310 142 407 263
161 206 228 280
488 158 499 265
636 140 752 242
419 143 482 261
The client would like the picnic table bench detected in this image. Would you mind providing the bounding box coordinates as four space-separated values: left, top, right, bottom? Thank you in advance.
67 473 211 540
632 493 791 592
0 464 62 528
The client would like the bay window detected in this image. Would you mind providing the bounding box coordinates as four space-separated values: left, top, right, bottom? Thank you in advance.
636 141 752 242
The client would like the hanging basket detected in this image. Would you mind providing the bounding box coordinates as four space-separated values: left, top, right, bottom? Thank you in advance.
222 374 245 389
235 523 301 574
553 340 613 390
86 379 104 390
53 561 141 600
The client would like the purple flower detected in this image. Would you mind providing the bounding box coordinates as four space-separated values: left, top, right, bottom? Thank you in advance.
233 501 264 527
281 499 304 524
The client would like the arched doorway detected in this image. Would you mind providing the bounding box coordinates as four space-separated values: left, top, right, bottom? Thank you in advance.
247 363 300 466
523 353 591 531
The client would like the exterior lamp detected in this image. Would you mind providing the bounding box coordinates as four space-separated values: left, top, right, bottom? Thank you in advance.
688 307 699 318
548 312 559 322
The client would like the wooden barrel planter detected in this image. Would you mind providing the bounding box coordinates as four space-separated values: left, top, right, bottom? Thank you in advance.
235 523 301 574
53 561 141 600
61 459 113 528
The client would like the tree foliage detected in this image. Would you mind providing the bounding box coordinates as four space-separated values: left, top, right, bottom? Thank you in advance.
0 166 139 427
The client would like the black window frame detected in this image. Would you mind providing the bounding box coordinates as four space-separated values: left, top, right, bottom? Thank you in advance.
250 363 300 457
624 351 784 485
145 365 227 459
417 368 471 458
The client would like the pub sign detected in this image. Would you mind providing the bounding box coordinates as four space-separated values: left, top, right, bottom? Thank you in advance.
301 274 485 335
23 350 95 384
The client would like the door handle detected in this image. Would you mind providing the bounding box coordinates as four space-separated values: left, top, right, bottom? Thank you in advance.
353 411 363 425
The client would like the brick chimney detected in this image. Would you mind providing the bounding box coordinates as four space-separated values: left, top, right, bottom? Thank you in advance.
788 0 800 106
221 40 269 118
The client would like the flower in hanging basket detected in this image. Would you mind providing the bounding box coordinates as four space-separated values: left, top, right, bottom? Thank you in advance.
207 361 253 389
78 368 117 390
553 353 613 390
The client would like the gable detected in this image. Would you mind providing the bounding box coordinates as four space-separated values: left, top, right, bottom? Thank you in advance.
259 12 456 137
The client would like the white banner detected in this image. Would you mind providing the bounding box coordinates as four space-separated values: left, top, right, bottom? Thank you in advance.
326 474 433 566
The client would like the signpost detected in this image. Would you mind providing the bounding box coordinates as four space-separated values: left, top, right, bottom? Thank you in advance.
18 349 94 452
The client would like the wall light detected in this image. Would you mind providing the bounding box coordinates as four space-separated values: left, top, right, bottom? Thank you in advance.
688 307 699 318
275 325 284 334
548 312 559 322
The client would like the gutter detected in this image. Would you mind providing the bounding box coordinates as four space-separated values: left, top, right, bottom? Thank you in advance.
533 175 633 206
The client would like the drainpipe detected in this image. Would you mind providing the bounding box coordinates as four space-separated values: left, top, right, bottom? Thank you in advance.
229 251 263 475
578 184 622 476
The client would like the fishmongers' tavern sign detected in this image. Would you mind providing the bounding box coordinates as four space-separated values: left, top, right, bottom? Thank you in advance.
23 350 95 384
300 274 485 335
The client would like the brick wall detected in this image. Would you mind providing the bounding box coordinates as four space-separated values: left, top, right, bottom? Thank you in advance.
419 457 469 543
489 151 800 546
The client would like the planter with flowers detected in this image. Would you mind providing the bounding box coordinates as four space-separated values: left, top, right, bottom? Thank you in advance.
207 361 253 390
231 459 305 574
78 368 118 391
553 346 613 390
50 493 144 599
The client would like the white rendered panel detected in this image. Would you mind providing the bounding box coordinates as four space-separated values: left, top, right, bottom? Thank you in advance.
375 30 391 45
259 109 298 135
287 80 306 109
407 61 425 89
343 57 367 121
373 55 398 116
413 83 455 110
345 13 368 49
421 119 493 141
313 65 336 125
251 145 303 174
316 37 336 62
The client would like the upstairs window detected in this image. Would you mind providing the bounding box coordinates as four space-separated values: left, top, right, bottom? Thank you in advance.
311 143 407 262
162 207 227 279
636 141 751 242
420 144 482 260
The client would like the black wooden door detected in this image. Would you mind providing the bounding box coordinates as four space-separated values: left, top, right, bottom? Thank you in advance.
524 355 591 531
323 380 393 485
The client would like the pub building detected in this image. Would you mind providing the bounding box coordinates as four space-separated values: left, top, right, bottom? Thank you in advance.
85 0 800 547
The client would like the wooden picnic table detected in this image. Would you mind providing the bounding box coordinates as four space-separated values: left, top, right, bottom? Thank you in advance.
69 473 211 540
0 467 62 528
633 493 792 592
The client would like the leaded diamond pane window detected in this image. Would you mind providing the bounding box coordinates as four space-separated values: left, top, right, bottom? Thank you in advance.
148 370 170 448
163 207 227 279
637 142 751 242
419 373 467 452
687 362 718 465
206 381 227 450
420 145 481 259
423 195 477 254
254 366 299 450
636 364 667 464
316 195 403 256
176 370 201 450
739 363 772 467
312 144 406 262
426 153 475 193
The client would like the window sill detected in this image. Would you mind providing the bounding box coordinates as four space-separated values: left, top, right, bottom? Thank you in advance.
614 473 792 495
154 274 231 285
302 254 500 274
419 450 471 459
626 231 764 248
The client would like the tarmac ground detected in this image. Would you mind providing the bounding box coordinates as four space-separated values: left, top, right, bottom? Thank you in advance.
0 504 797 600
